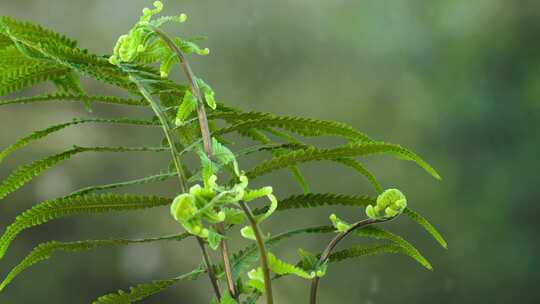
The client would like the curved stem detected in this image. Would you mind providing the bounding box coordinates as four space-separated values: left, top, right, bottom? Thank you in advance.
239 201 274 304
217 223 238 299
197 237 222 299
133 79 222 300
309 218 388 304
151 26 212 156
151 27 239 300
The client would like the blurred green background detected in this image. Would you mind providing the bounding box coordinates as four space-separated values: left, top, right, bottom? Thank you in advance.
1 0 539 303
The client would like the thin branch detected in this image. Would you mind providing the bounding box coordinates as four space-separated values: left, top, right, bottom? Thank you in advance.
239 201 274 304
309 218 389 304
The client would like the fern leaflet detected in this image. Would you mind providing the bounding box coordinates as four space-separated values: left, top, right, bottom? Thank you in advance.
0 193 173 259
93 269 203 304
0 146 167 201
0 94 147 107
272 193 447 249
69 172 176 197
246 142 441 180
0 234 188 291
0 118 159 164
327 244 403 263
403 208 448 249
215 115 372 143
354 226 432 269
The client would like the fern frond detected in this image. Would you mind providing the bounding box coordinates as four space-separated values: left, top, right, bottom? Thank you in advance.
0 16 77 49
0 193 173 259
267 252 314 279
69 172 176 197
41 43 134 89
232 226 333 279
273 193 447 249
1 17 178 92
0 146 168 201
51 70 85 95
403 208 447 249
0 61 70 96
0 234 188 291
93 269 203 304
327 244 403 263
276 193 374 211
0 33 12 49
0 93 147 107
246 142 441 180
232 126 311 194
355 226 432 269
0 45 35 66
334 158 382 193
0 118 159 164
215 115 372 143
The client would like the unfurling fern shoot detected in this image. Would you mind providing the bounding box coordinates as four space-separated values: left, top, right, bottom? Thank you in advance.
0 1 446 303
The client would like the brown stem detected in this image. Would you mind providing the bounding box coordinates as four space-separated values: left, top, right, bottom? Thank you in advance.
217 223 238 299
239 201 274 304
197 237 222 299
309 218 388 304
151 26 213 156
151 27 238 299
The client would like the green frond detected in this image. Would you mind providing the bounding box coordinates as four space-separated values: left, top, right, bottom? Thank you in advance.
246 142 441 180
403 208 448 249
0 60 71 96
40 42 134 89
51 70 85 95
0 94 147 107
267 252 314 279
0 193 173 259
93 269 203 304
355 226 432 269
232 226 333 279
327 244 403 263
0 146 167 200
69 172 176 197
231 127 311 194
333 158 382 193
1 17 176 92
0 45 35 66
272 193 447 249
0 16 77 49
276 193 374 211
289 166 311 194
0 118 159 165
0 234 188 291
215 114 372 143
0 33 12 49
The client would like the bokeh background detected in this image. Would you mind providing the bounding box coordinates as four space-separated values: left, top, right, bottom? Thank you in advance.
1 0 539 303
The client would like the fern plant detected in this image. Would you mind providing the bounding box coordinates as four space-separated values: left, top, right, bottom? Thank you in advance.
0 2 446 303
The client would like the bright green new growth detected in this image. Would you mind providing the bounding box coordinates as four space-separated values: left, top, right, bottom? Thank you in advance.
366 188 408 219
0 1 446 303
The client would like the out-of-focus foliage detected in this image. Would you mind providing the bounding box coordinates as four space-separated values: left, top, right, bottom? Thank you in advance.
0 0 538 303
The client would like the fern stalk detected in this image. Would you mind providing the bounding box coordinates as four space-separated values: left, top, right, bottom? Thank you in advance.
239 200 274 304
150 26 240 301
131 76 222 300
309 218 389 304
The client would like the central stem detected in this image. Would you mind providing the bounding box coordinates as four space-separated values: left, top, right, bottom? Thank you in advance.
309 218 388 304
239 201 274 304
151 27 239 300
133 79 222 299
